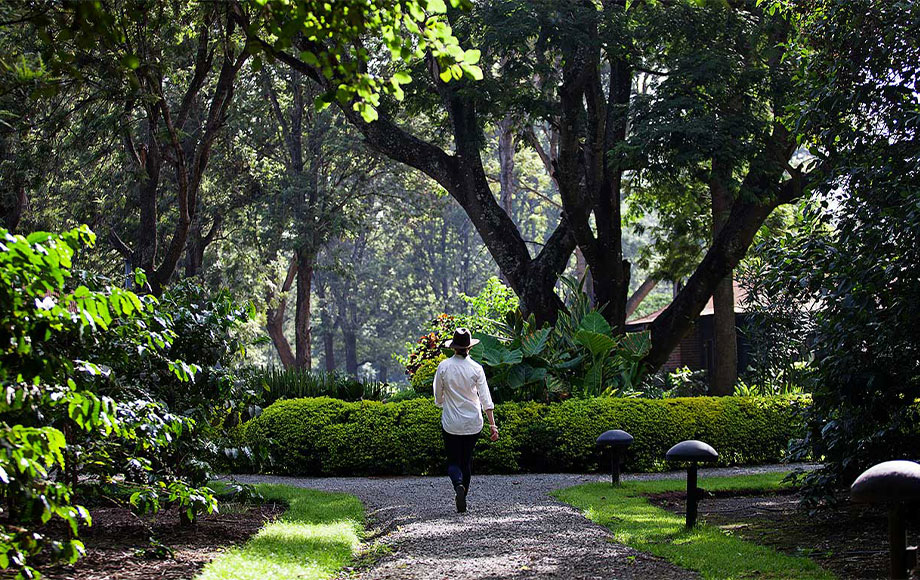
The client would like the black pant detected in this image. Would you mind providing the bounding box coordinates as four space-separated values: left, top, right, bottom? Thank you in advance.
442 428 478 489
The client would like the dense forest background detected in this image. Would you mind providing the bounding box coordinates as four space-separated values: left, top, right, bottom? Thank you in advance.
5 0 767 384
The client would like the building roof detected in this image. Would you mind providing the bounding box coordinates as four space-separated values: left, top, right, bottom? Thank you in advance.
626 280 751 326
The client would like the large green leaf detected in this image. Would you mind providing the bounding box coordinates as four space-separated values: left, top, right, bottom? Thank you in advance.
507 364 528 390
554 353 586 370
575 330 618 357
479 337 523 368
581 361 604 396
470 333 501 363
578 311 612 336
620 330 652 358
521 327 551 357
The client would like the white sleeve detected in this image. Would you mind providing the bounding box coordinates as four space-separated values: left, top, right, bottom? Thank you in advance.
433 363 444 407
476 366 494 411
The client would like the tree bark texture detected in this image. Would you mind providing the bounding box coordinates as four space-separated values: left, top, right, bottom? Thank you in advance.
294 249 314 369
709 156 738 395
266 256 297 368
553 1 631 332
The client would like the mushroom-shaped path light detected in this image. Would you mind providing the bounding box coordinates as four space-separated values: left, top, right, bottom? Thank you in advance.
851 460 920 579
665 440 719 528
596 430 634 486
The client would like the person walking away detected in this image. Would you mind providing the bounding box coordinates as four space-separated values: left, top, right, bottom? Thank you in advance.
433 328 499 513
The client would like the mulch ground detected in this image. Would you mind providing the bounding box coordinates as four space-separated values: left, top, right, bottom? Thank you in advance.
34 502 285 580
647 488 920 580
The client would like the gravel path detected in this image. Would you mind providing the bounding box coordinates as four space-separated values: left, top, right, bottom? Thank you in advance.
230 463 814 580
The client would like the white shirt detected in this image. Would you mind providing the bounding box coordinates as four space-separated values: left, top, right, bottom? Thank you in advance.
433 354 494 435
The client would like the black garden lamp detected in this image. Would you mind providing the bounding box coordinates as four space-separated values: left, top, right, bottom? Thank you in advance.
665 439 719 529
850 460 920 579
596 429 634 486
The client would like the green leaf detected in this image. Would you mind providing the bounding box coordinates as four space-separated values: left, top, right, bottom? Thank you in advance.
465 65 483 81
582 361 604 396
299 51 319 66
121 54 140 69
426 0 448 12
620 330 652 357
575 330 618 357
521 327 551 357
579 311 612 335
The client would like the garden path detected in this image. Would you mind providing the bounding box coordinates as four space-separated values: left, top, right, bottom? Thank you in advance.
233 464 810 580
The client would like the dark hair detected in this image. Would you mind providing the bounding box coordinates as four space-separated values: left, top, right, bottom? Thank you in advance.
452 347 471 357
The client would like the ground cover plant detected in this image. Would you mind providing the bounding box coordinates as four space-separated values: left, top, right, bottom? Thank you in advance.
554 473 832 580
196 484 364 580
242 395 806 476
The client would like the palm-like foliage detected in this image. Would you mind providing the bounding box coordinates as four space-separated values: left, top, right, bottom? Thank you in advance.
255 368 388 405
471 276 651 402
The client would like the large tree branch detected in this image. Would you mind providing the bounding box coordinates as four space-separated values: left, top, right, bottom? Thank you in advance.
238 10 576 322
642 125 807 371
626 277 659 318
176 22 213 130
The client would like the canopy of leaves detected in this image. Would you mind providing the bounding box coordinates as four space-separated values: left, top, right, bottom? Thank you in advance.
754 0 920 503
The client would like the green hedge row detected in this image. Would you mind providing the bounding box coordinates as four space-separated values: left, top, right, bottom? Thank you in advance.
242 396 808 476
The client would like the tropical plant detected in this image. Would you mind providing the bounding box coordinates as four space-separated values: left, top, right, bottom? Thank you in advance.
255 368 389 405
399 279 520 377
471 277 652 402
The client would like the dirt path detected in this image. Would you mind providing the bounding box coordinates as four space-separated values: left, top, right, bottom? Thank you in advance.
232 465 811 579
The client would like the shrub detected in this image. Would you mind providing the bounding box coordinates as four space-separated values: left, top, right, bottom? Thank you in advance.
253 367 389 405
409 356 444 396
245 397 443 475
242 395 808 476
0 228 249 577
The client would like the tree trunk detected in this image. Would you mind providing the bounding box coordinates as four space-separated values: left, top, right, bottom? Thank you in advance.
709 157 737 395
316 281 336 372
184 214 221 278
294 249 314 370
185 219 204 278
343 326 358 378
1 186 28 231
266 308 295 368
133 120 161 289
626 277 659 318
266 257 297 368
498 114 515 217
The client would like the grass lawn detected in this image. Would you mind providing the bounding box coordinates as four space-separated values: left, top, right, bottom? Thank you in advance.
553 473 834 580
196 484 364 580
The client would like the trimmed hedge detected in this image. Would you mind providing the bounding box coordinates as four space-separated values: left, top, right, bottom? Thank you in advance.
243 396 808 476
